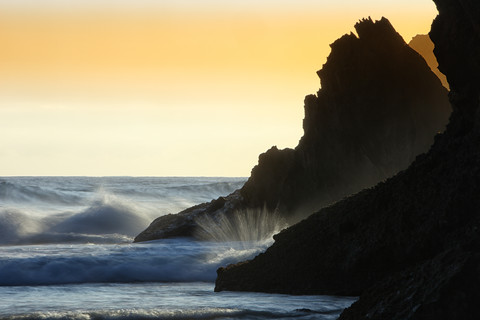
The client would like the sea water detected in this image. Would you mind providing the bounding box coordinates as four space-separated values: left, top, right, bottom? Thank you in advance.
0 177 356 319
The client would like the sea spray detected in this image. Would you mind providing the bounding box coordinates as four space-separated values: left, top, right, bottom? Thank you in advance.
0 239 270 286
194 207 287 242
0 177 357 319
0 209 44 244
0 177 247 245
0 190 153 245
0 282 356 320
51 190 152 237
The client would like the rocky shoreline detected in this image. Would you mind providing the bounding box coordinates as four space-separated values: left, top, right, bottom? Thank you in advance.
215 0 480 318
135 17 450 243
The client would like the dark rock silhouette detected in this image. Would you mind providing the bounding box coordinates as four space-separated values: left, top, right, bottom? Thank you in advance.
134 191 244 241
215 1 480 318
409 34 449 89
134 17 450 242
242 17 450 220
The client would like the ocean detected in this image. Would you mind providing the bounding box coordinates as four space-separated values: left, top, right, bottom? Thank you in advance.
0 177 356 319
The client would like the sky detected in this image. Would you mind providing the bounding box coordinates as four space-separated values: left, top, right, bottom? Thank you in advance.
0 0 438 177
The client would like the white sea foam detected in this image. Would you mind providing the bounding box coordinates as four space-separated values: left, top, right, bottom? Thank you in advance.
0 177 357 320
0 308 244 320
0 193 150 245
0 209 44 244
51 191 151 237
0 177 246 245
0 282 356 320
0 239 270 286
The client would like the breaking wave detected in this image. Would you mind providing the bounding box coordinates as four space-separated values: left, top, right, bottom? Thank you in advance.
0 239 269 286
51 193 151 237
0 209 44 244
0 177 247 245
0 177 357 320
0 177 246 209
0 193 152 245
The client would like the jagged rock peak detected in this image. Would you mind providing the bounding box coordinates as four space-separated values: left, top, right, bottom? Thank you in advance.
135 15 451 242
323 17 404 59
243 15 451 217
354 17 404 45
317 17 419 95
215 2 480 318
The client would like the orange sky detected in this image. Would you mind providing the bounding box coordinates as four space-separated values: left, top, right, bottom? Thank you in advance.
0 0 438 176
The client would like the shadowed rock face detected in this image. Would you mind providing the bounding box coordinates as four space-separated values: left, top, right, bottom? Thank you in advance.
240 17 450 221
215 1 480 318
134 17 450 242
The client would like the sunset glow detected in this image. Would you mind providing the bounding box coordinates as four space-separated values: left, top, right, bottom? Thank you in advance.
0 0 438 176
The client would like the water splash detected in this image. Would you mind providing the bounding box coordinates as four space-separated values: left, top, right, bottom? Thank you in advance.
0 189 152 245
0 209 44 244
0 177 248 245
194 207 287 242
50 190 152 237
0 239 269 285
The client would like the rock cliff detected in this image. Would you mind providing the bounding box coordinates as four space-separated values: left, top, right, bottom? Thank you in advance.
215 1 480 318
134 17 450 242
241 17 450 220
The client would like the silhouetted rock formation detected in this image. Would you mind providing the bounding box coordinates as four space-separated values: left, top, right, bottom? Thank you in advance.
215 1 480 318
242 17 450 220
409 34 449 89
134 191 244 241
134 17 450 242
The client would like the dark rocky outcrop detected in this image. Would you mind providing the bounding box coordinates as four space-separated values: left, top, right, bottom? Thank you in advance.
215 1 480 318
135 17 450 242
134 191 244 242
339 250 480 320
242 17 450 220
408 34 449 89
215 132 480 294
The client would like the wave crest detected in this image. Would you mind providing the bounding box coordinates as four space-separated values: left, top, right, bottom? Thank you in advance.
52 193 151 237
0 239 269 286
0 192 151 245
0 209 43 244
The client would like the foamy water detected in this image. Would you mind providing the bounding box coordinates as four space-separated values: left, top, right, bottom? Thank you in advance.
0 282 356 320
0 239 269 286
0 177 245 244
0 177 356 319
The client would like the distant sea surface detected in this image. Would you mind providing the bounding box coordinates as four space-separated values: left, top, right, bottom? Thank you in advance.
0 177 355 319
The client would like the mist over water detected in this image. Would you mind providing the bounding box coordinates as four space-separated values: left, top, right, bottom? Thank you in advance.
51 192 151 237
0 239 270 286
195 207 287 242
0 177 246 245
0 177 356 319
0 282 356 320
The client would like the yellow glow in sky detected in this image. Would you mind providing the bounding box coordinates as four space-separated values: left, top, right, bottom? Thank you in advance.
0 0 438 176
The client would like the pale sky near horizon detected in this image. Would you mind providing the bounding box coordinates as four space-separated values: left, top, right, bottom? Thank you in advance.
0 0 438 176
